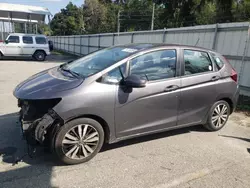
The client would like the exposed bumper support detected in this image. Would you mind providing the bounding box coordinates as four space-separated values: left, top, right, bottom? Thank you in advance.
20 110 59 145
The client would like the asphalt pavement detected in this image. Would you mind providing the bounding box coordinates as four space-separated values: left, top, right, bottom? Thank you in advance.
0 55 250 188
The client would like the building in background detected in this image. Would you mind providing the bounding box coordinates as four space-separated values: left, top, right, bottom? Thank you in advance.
0 3 52 40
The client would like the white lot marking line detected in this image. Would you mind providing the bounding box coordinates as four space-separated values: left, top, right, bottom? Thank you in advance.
154 162 234 188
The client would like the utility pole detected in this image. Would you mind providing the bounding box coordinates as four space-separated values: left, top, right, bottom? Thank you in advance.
151 2 155 30
117 0 121 34
117 10 120 34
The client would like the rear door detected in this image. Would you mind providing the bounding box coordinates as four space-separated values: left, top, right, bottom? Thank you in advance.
21 36 35 55
178 49 221 126
4 35 22 56
115 48 181 138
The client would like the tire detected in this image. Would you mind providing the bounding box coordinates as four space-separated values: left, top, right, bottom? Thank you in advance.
203 100 230 131
54 118 104 165
34 51 46 61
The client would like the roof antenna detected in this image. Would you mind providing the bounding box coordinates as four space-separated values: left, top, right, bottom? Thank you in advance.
195 38 200 46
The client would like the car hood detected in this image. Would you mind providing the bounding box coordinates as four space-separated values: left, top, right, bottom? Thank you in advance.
14 67 84 99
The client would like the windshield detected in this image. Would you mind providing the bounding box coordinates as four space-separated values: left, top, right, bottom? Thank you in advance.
63 47 138 77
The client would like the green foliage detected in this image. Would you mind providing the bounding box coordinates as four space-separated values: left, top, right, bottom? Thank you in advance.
38 24 52 35
50 0 250 35
50 2 84 35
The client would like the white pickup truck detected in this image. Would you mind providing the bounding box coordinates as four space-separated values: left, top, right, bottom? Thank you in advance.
0 33 50 61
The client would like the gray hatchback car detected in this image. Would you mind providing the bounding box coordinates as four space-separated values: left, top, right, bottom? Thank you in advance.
14 44 239 164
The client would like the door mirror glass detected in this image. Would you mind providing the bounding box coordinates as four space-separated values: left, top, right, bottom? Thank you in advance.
5 40 8 44
122 74 146 88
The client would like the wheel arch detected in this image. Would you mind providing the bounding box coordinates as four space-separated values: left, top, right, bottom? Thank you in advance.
0 50 3 56
33 49 47 56
65 114 111 143
218 97 234 114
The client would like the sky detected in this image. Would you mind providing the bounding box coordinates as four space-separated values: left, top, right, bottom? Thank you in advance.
0 0 84 16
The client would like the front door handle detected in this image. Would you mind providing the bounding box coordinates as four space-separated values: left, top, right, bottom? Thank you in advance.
164 85 179 92
211 76 220 81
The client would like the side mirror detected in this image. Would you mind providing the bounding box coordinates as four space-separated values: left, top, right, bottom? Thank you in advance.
122 75 146 88
5 40 8 44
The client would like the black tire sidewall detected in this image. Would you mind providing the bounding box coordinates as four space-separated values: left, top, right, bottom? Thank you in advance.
54 118 104 165
206 100 230 131
34 51 45 61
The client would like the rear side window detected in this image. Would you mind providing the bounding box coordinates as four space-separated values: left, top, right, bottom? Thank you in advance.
8 36 19 43
35 37 47 44
22 36 33 44
184 50 213 75
210 53 224 70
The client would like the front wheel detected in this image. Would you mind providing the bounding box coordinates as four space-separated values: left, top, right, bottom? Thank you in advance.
54 118 104 165
203 100 230 131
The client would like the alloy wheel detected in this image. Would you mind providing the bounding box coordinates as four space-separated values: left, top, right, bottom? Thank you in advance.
211 104 229 128
62 124 99 160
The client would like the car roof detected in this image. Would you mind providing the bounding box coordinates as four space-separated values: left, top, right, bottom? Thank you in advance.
117 43 216 53
9 33 47 37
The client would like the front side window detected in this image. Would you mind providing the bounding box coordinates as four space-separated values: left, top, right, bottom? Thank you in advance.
184 50 213 75
63 47 139 78
130 49 176 81
8 36 19 43
35 37 47 44
22 36 33 44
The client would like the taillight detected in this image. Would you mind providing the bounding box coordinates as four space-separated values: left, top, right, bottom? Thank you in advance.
231 69 238 83
223 56 238 83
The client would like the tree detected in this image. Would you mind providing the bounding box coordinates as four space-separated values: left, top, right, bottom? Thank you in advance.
155 0 197 28
216 0 233 22
50 2 84 35
38 24 52 35
83 0 108 33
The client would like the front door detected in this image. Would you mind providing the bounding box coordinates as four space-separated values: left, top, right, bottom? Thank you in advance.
5 35 22 56
177 49 221 126
115 49 181 138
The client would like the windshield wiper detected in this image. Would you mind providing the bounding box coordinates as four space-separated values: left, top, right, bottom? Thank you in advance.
60 66 82 78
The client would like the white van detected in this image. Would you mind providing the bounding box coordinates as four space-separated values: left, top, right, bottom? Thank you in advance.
0 33 50 61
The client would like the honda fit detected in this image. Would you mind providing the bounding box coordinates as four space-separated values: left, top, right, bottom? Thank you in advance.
14 44 239 164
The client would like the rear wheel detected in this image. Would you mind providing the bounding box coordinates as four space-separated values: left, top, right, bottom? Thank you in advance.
203 100 230 131
34 51 46 61
54 118 104 165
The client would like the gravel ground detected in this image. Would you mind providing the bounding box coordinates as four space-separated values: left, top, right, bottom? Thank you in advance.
0 56 250 188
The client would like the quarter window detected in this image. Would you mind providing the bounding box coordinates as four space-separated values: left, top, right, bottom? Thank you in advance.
210 53 224 70
101 64 126 84
35 37 47 44
130 50 176 81
22 36 33 44
8 36 19 43
184 50 213 75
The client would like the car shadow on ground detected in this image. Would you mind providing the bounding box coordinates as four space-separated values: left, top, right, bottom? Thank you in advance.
219 135 250 155
0 53 77 63
0 113 59 188
0 112 206 187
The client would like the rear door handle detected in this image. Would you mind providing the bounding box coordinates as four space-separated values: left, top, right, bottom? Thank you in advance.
211 76 220 81
164 85 179 92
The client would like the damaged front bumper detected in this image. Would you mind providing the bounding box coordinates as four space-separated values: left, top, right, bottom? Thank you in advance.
18 99 62 145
